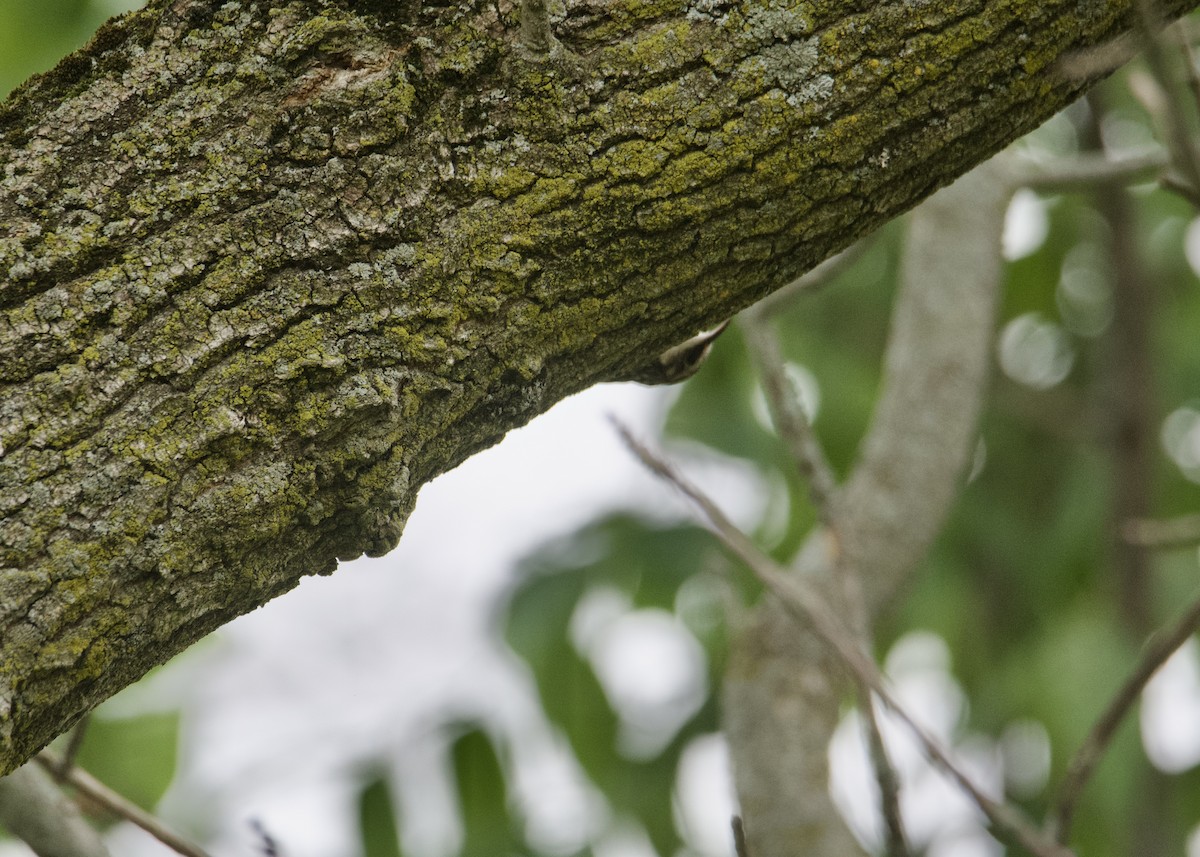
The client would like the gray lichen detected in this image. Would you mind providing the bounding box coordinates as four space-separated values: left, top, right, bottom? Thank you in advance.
0 0 1189 775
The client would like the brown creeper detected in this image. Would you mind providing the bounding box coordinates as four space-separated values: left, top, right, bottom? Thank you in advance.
625 321 729 385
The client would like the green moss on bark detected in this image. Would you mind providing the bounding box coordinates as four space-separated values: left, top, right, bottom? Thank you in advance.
1 0 1195 774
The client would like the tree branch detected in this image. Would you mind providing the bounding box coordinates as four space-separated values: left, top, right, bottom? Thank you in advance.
1 0 1195 774
741 300 910 854
718 159 1009 857
1122 512 1200 547
36 751 211 857
0 763 110 857
616 425 1075 857
1050 592 1200 843
740 313 838 523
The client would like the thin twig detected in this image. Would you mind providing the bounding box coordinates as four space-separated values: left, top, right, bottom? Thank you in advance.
251 819 283 857
614 422 1075 857
840 590 911 856
858 695 910 857
833 539 910 855
739 314 838 523
36 751 212 857
1169 19 1200 117
56 715 91 776
829 466 910 855
1050 591 1200 843
1121 512 1200 547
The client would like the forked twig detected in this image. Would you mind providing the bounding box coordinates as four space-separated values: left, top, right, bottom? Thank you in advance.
614 421 1075 857
739 315 909 853
36 751 212 857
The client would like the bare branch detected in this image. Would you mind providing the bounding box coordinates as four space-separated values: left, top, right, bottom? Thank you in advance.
740 314 838 524
1050 592 1200 843
1122 512 1200 547
835 160 1007 616
54 717 91 777
860 697 911 857
36 752 212 857
739 306 911 852
0 763 110 857
4 0 1199 776
1008 150 1167 190
614 423 1076 857
720 162 1008 857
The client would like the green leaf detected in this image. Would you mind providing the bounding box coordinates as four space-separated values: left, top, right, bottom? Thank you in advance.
0 0 144 97
74 711 179 814
450 725 519 857
358 776 403 857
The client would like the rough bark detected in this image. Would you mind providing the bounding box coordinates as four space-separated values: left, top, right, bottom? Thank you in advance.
0 0 1192 777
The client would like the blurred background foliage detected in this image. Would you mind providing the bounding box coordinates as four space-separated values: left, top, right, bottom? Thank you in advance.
0 0 131 96
5 2 1200 856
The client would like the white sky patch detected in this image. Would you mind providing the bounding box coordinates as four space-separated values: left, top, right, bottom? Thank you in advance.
587 609 709 758
674 734 738 857
1161 406 1200 483
572 591 712 759
1142 639 1200 773
592 822 659 857
1184 217 1200 279
1002 189 1049 261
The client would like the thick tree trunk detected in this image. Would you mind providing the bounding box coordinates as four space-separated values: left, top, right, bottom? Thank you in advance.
0 0 1190 777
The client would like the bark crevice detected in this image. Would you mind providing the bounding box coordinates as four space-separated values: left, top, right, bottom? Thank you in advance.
0 0 1192 774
